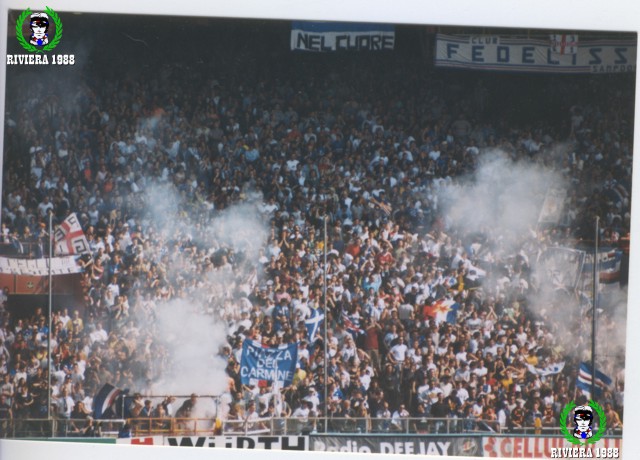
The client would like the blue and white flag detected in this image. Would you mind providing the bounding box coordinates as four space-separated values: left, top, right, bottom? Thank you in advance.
577 362 612 397
526 361 565 377
240 340 298 387
93 383 123 419
305 308 324 343
582 249 623 284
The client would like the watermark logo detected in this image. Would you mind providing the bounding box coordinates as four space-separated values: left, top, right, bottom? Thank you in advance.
560 400 606 445
8 7 74 66
549 400 618 458
16 7 62 52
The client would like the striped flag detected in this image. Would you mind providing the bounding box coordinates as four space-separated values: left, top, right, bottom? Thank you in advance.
93 383 123 419
582 250 623 284
305 307 324 343
576 362 612 397
54 213 91 255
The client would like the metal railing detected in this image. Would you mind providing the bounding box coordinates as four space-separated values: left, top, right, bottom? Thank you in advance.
0 416 624 439
0 418 126 439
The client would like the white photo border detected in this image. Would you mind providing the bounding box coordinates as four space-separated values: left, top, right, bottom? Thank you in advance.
0 0 638 459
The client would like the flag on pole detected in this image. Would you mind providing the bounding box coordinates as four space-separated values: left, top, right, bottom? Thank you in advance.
582 249 623 284
305 307 324 343
576 362 612 397
93 383 123 419
54 213 91 255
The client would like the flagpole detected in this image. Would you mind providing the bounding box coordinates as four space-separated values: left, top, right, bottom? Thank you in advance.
48 210 53 423
591 216 599 401
323 215 328 432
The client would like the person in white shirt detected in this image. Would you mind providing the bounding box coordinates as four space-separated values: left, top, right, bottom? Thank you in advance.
244 400 261 431
454 381 469 404
89 322 108 344
387 337 408 368
391 404 410 431
291 400 311 421
303 387 320 413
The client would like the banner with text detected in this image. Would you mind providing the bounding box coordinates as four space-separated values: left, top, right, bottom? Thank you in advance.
291 22 394 52
311 436 482 456
0 256 81 275
163 436 308 450
435 34 636 74
482 436 622 458
240 340 298 387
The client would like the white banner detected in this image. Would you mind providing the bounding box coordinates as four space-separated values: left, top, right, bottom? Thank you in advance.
525 361 565 377
435 34 636 74
0 256 82 275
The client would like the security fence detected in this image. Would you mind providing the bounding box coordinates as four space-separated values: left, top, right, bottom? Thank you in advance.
0 415 624 438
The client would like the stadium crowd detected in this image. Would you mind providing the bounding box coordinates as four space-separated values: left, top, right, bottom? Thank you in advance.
0 40 632 438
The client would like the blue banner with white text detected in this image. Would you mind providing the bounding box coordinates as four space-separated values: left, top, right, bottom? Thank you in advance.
240 340 298 387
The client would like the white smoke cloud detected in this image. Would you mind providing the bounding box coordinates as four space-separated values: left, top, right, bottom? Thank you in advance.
137 182 269 399
439 150 561 243
152 298 229 396
436 149 627 371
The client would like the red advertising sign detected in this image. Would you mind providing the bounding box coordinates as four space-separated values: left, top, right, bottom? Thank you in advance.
482 436 622 458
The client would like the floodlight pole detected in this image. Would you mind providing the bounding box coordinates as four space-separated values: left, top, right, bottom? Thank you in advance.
323 215 328 433
591 216 599 401
48 210 53 422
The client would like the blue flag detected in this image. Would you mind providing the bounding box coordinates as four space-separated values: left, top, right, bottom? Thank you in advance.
577 362 612 397
240 340 298 387
305 308 324 343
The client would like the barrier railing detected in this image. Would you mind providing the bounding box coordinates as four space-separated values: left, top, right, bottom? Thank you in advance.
0 418 126 438
1 416 624 438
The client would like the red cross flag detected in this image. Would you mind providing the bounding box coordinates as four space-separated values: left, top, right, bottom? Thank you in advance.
550 34 579 55
54 213 91 255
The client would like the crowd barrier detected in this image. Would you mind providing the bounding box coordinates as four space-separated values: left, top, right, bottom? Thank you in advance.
2 416 624 438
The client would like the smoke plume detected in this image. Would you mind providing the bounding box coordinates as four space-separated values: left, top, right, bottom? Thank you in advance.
139 182 269 399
